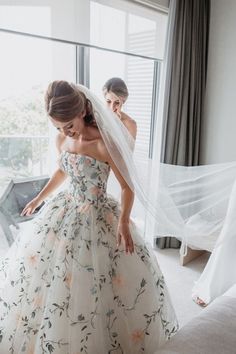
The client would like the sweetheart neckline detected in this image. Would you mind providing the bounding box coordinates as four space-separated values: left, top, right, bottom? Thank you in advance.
61 150 110 167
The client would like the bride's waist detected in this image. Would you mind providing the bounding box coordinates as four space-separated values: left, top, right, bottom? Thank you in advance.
67 187 108 205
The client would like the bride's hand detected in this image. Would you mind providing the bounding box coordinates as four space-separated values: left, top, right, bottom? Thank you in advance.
117 221 134 255
21 197 43 216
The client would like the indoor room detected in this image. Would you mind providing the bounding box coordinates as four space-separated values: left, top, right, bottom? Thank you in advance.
0 0 236 353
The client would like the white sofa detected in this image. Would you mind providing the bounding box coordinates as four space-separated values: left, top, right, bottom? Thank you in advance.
158 285 236 354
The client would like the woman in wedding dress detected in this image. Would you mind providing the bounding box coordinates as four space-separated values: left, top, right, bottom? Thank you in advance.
0 80 178 353
192 180 236 306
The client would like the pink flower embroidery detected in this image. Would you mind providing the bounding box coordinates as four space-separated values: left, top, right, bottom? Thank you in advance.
66 194 73 202
90 186 101 196
27 345 35 354
47 229 57 242
28 254 39 266
33 294 43 307
85 158 92 166
69 155 77 167
131 329 145 343
78 203 91 213
112 274 125 287
58 208 66 218
105 211 114 225
65 272 73 288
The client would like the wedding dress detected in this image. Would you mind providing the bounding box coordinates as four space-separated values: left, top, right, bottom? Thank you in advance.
0 151 178 353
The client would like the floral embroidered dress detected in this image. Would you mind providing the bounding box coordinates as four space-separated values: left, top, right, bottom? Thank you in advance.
0 151 178 354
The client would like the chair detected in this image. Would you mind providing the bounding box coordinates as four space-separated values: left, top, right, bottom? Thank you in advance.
0 176 49 246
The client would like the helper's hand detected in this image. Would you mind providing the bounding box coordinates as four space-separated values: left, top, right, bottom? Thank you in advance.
115 102 122 119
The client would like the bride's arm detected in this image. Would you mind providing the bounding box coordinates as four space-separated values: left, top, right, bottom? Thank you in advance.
111 162 135 255
21 169 67 216
21 134 68 216
95 141 135 255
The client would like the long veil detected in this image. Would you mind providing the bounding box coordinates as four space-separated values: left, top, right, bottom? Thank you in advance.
156 161 236 252
72 83 236 254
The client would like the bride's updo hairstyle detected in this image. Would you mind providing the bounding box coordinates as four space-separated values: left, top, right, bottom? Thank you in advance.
45 80 95 125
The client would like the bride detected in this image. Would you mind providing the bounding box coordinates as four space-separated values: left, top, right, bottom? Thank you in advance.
0 80 178 353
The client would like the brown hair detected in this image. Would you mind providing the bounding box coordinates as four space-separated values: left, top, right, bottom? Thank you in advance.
102 77 129 102
45 80 95 124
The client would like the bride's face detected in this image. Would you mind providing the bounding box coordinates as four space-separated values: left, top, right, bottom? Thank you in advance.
104 91 124 114
51 112 85 139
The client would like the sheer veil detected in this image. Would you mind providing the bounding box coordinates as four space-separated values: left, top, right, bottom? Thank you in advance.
71 83 236 255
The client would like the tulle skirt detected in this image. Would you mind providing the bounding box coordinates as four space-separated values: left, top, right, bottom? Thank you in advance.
0 191 178 353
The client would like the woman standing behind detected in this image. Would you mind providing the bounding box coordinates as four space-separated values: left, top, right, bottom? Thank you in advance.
103 77 137 140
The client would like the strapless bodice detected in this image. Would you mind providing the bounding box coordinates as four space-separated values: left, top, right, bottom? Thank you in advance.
60 151 110 205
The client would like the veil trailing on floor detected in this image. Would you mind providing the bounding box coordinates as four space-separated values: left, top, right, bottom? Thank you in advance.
156 161 236 252
71 83 236 255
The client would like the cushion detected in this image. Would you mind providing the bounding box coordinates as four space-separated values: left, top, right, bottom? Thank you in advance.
157 294 236 354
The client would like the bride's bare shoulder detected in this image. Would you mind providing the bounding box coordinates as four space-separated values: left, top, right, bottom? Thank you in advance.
121 112 137 139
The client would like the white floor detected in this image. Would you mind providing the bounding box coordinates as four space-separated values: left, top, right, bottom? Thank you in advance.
154 247 210 328
0 226 210 329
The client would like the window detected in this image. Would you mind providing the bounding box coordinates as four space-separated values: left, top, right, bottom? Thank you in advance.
90 0 168 59
90 0 167 160
0 0 168 197
0 5 76 195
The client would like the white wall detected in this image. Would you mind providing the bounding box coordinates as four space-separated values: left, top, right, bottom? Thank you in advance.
200 0 236 164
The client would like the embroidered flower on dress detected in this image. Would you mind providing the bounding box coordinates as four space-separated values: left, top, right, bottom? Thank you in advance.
65 272 73 288
85 158 92 166
131 329 145 343
27 254 39 266
68 155 77 167
27 345 35 354
90 186 101 196
58 208 66 219
47 229 57 242
33 294 43 307
66 194 73 202
105 211 114 225
112 274 125 287
78 203 91 213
